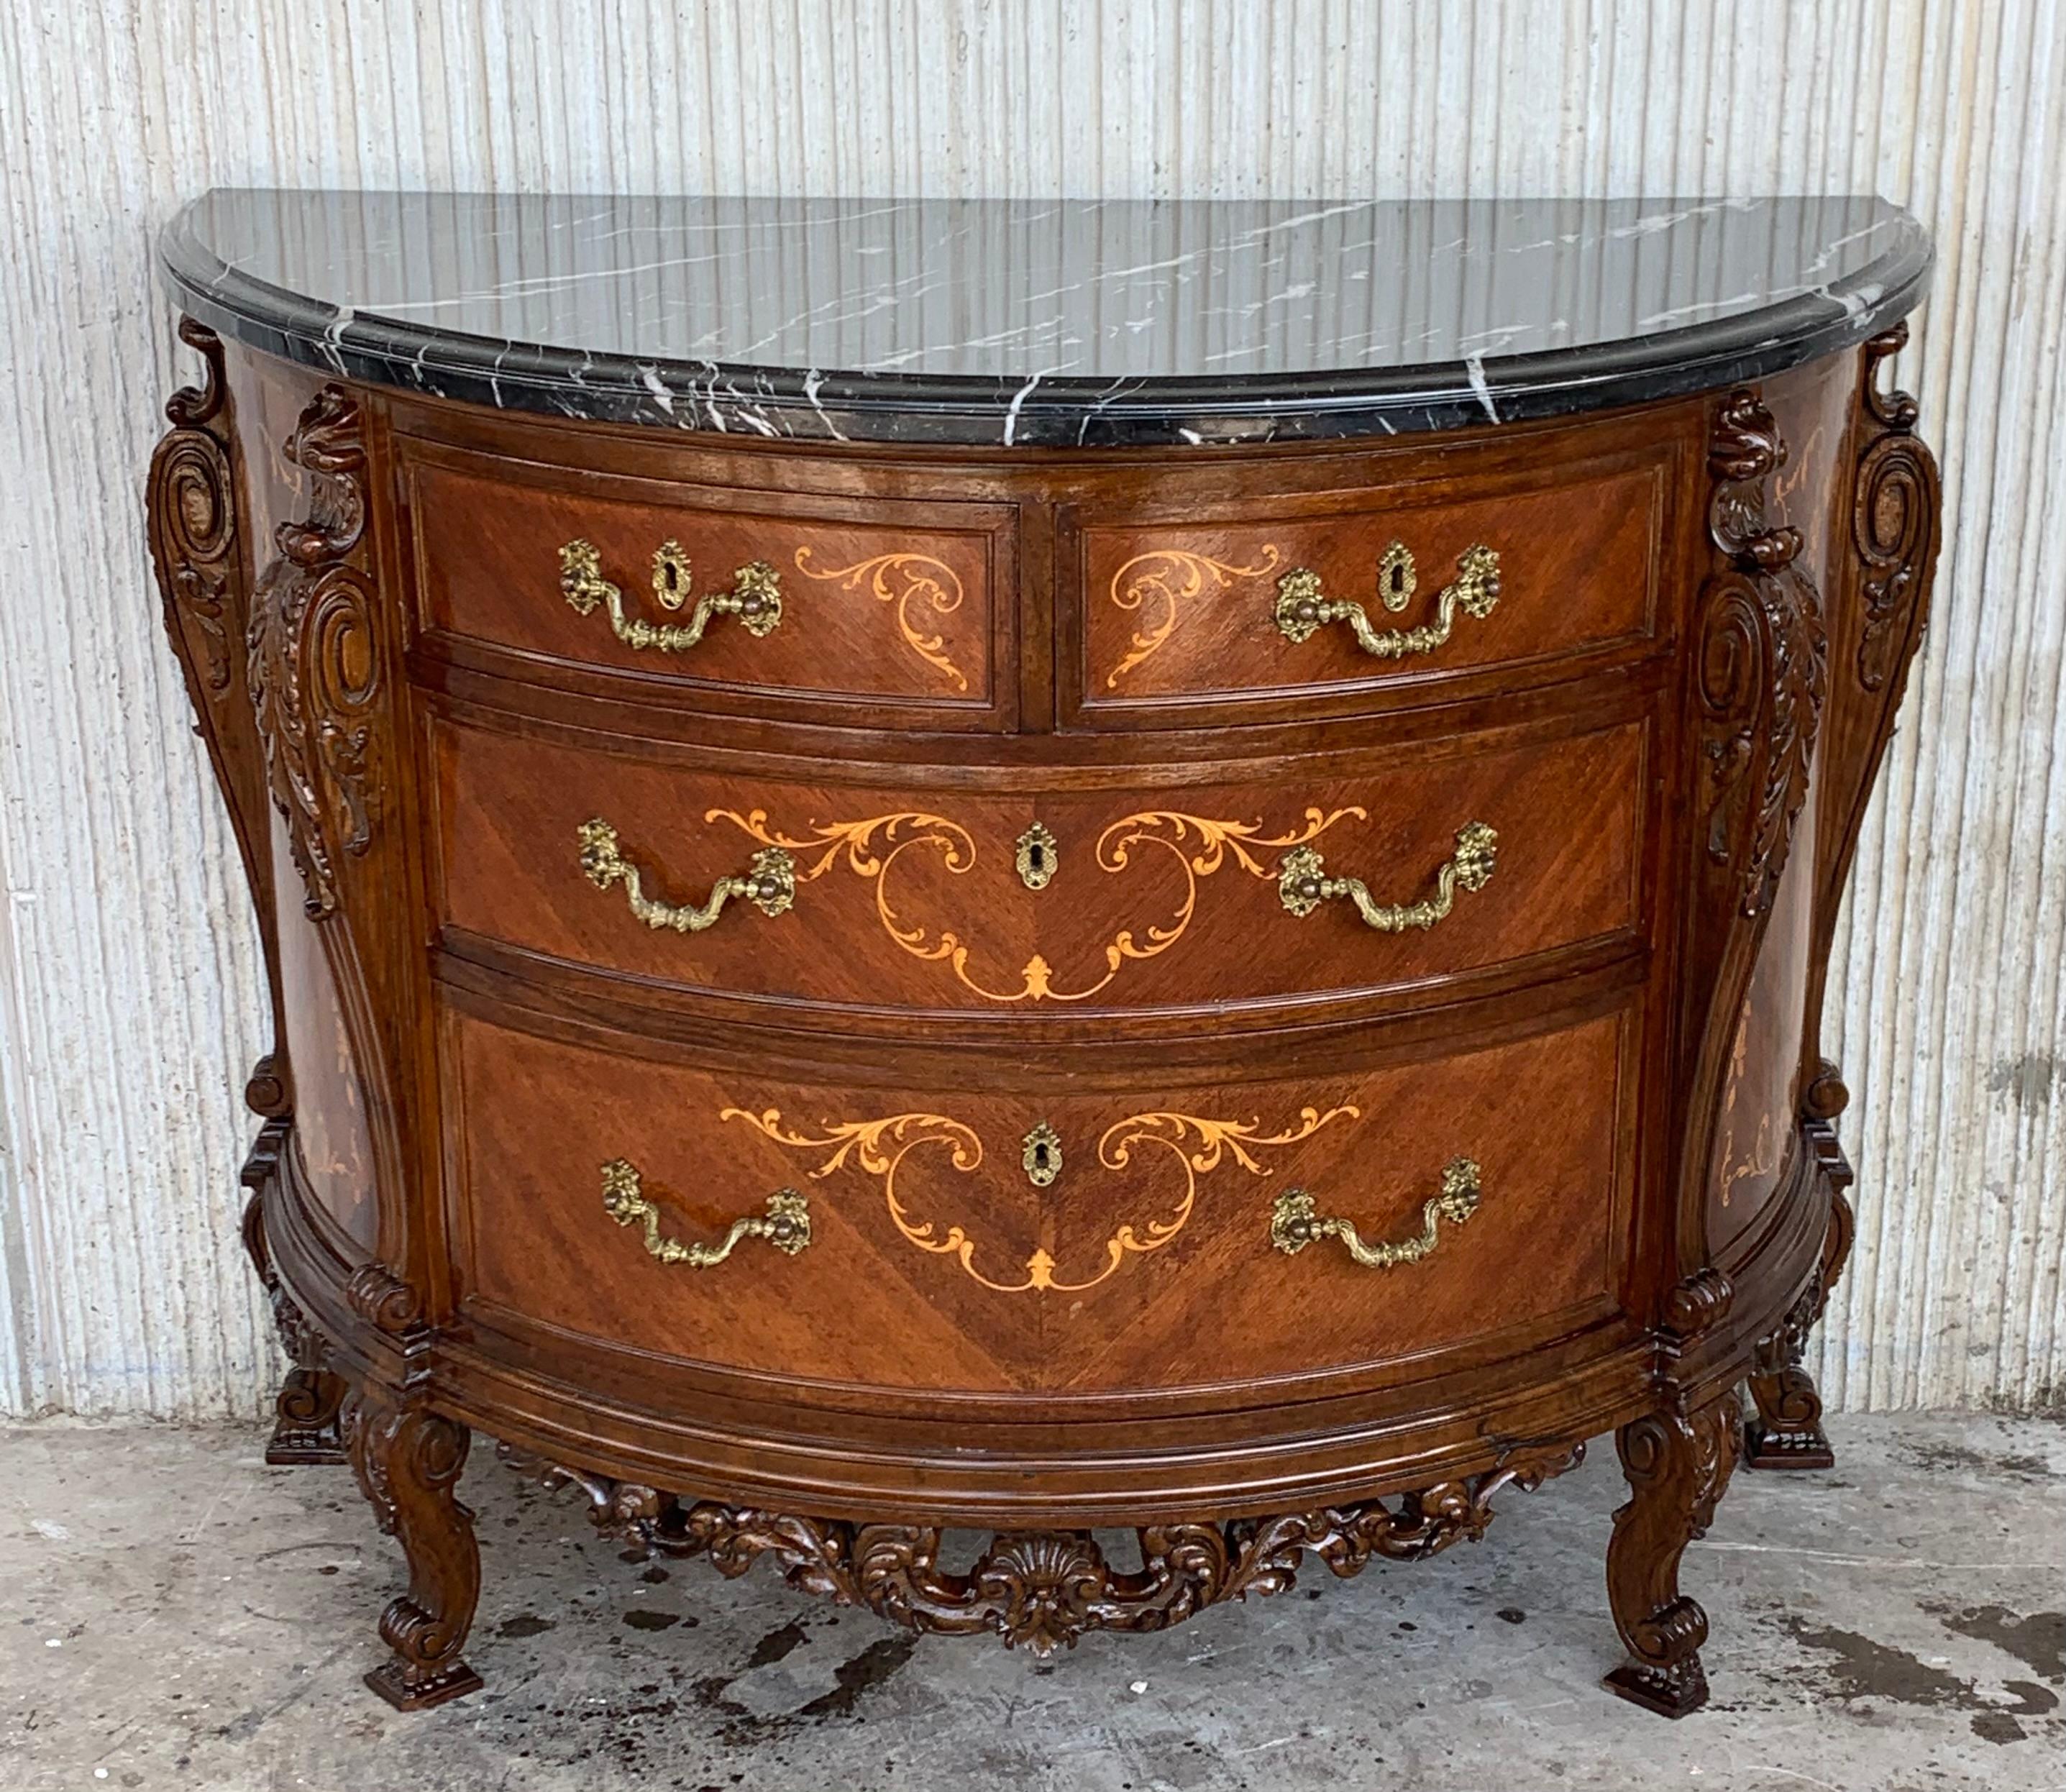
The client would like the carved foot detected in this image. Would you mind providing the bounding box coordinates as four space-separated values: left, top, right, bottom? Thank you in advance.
1604 1388 1742 1718
266 1365 349 1466
239 1166 349 1464
347 1394 483 1710
1745 1356 1834 1470
1743 1153 1853 1473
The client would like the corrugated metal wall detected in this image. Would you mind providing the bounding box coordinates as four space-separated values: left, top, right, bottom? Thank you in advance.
0 1 2059 1420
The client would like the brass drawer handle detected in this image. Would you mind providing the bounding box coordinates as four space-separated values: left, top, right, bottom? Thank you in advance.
1270 1158 1481 1268
560 537 782 652
1278 821 1497 932
578 818 795 932
1274 541 1500 659
602 1158 811 1266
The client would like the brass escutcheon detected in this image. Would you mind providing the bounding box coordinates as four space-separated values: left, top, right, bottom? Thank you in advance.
1022 1120 1064 1188
1016 821 1059 891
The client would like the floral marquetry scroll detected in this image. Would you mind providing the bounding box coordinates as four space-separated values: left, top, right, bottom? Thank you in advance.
792 547 974 690
727 1103 1357 1293
702 804 1364 1004
1103 546 1284 685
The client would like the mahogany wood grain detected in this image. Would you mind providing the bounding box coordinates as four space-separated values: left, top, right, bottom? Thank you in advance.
431 712 1647 1020
444 1005 1632 1394
144 325 1940 1716
403 441 1014 726
1072 450 1663 713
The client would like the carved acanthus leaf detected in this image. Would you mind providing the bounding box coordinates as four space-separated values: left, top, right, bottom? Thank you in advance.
1696 390 1829 920
247 385 383 918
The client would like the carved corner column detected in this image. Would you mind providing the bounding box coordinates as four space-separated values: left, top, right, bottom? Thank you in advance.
1604 1387 1743 1717
1749 324 1940 1470
150 321 344 1451
147 316 293 1127
347 1391 483 1710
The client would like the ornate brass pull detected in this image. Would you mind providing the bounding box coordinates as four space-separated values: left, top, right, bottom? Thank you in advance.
560 537 782 652
578 818 795 932
1278 821 1497 932
601 1158 810 1266
1270 1158 1481 1268
1274 542 1500 659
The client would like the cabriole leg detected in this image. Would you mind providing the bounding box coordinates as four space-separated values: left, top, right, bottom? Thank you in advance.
347 1393 484 1711
1604 1387 1742 1718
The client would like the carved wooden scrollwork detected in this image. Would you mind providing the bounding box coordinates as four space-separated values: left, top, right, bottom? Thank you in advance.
1605 1390 1742 1716
1697 392 1829 921
247 385 384 918
498 1442 1582 1657
147 319 293 1123
348 1395 483 1710
148 319 240 695
236 1125 349 1465
1853 324 1939 694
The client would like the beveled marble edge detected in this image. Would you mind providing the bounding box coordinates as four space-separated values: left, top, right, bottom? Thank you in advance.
160 201 1932 449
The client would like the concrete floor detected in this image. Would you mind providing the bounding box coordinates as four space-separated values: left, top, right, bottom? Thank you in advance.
1 1414 2061 1791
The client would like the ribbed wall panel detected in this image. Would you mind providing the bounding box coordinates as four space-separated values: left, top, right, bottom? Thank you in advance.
0 0 2057 1417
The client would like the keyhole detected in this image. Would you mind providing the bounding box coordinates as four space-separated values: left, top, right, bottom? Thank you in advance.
652 541 692 609
1376 540 1417 613
1022 1120 1063 1187
1028 841 1046 875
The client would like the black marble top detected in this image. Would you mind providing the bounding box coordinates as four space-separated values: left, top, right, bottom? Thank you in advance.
162 189 1929 449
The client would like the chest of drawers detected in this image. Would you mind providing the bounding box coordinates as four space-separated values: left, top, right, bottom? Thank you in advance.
150 191 1940 1717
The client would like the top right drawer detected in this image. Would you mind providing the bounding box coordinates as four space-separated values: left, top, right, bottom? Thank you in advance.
1061 442 1669 726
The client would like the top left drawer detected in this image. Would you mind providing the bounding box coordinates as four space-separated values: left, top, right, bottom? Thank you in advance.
401 442 1017 727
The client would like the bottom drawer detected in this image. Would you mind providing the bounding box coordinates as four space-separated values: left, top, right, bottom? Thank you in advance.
445 1007 1633 1396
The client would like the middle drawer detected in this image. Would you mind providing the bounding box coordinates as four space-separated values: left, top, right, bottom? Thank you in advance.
431 718 1647 1020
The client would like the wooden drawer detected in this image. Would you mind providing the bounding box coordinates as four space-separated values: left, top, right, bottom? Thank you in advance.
1062 448 1665 724
431 716 1648 1021
447 1006 1632 1395
403 442 1015 725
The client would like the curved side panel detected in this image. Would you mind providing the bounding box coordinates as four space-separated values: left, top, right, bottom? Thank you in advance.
273 815 379 1251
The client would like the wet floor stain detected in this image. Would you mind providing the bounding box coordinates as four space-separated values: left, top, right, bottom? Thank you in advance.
793 1635 918 1721
1892 1437 2057 1481
1784 1618 2064 1747
687 1624 918 1744
743 1619 808 1669
623 1609 685 1632
1939 1606 2066 1683
497 1613 556 1639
